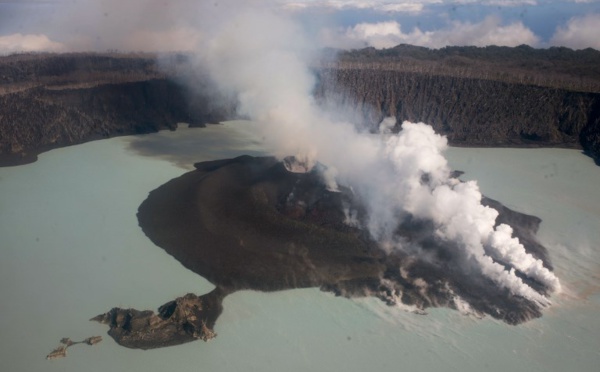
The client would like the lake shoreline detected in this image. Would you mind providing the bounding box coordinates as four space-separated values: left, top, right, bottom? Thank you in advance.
1 124 599 371
0 123 591 168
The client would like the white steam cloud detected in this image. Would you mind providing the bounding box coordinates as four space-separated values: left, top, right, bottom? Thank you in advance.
0 1 560 306
194 4 560 304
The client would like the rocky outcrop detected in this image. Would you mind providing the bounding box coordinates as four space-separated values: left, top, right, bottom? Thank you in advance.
46 336 103 360
580 107 600 165
92 290 223 349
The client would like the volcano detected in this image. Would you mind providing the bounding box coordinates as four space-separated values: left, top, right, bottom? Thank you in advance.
94 155 555 349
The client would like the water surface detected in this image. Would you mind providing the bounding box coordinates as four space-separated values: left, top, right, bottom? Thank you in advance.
0 122 598 371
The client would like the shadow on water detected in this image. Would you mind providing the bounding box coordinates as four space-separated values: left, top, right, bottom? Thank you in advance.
125 122 268 169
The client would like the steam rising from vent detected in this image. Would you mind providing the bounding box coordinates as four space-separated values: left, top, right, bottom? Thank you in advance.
189 5 560 304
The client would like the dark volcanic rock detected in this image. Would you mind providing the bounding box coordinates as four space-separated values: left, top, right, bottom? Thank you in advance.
0 78 232 166
97 155 556 349
138 156 383 291
580 104 600 165
46 335 103 360
314 45 600 162
315 68 600 150
92 290 223 349
0 53 234 166
2 47 600 166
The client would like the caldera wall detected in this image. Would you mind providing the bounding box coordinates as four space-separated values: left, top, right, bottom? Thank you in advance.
316 68 600 151
1 51 599 166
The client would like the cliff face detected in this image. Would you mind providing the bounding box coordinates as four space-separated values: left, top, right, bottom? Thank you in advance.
0 53 160 86
1 49 599 166
1 80 201 165
315 68 600 151
580 103 600 162
0 54 231 166
318 45 600 164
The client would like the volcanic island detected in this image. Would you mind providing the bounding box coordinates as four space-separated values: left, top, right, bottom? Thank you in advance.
93 155 555 349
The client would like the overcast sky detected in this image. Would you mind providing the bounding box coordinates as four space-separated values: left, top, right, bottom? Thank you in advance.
0 0 599 54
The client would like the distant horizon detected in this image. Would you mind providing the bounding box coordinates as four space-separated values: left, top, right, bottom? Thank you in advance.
0 1 599 55
1 41 599 58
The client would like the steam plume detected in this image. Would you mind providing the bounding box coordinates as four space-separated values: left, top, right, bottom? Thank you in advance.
11 1 557 305
193 4 560 304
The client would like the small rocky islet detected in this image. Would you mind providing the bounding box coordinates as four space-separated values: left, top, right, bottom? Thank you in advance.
46 336 102 360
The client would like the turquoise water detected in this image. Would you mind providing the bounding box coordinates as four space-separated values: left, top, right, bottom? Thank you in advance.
0 122 599 371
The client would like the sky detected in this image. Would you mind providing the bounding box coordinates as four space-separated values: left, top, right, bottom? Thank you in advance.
0 0 599 54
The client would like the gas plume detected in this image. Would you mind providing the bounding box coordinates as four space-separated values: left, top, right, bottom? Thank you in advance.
10 1 558 305
191 3 560 305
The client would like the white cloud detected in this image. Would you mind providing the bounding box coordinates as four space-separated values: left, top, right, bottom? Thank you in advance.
281 1 426 13
350 21 403 39
281 0 538 12
375 2 425 12
0 33 66 55
322 16 540 49
440 16 540 47
344 21 416 49
482 0 537 5
550 13 600 49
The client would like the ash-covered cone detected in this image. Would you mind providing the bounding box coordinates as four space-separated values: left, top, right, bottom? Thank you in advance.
94 155 557 350
136 156 555 323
